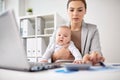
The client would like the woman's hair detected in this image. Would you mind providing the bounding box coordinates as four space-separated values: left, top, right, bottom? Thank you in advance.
67 0 87 10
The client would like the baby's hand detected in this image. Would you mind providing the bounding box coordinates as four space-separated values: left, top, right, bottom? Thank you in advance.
39 59 48 63
73 60 82 64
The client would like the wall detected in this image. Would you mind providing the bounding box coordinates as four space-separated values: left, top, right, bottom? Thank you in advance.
5 0 19 17
5 0 120 63
5 0 25 22
24 0 68 20
85 0 120 63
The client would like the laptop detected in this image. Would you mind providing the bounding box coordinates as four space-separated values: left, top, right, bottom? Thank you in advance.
0 10 60 71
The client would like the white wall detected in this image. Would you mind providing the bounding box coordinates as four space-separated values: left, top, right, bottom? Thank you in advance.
6 0 120 63
5 0 25 26
24 0 68 20
85 0 120 63
5 0 19 16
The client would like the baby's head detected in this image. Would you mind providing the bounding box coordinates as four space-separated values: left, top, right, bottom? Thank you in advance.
56 25 71 46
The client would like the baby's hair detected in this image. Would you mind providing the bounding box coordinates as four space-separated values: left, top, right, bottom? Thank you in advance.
59 25 71 33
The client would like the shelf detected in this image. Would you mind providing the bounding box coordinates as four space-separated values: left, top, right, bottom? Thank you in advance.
19 12 65 62
44 27 54 30
27 56 42 58
37 34 52 37
22 35 36 38
20 12 55 21
22 34 52 39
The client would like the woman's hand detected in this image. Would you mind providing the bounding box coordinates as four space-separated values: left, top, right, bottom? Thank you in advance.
82 51 105 65
89 51 105 65
82 54 92 64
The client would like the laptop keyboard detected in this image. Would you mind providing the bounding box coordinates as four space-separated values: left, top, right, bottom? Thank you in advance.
29 62 61 71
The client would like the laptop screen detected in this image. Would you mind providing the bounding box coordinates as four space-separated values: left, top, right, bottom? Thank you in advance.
0 10 30 71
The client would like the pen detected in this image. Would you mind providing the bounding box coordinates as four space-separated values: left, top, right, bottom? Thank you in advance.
99 62 106 67
112 64 120 66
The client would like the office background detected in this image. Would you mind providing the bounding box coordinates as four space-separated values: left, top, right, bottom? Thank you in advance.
3 0 120 63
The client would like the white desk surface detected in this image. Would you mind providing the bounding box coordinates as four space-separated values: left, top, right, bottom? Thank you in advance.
0 64 120 80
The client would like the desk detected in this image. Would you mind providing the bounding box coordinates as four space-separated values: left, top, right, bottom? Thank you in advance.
0 64 120 80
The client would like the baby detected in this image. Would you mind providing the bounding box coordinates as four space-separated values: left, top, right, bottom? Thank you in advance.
40 26 82 63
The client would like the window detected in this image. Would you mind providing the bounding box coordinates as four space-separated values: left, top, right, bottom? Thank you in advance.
0 0 5 13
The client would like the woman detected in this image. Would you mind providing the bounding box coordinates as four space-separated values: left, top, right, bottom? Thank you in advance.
45 0 105 65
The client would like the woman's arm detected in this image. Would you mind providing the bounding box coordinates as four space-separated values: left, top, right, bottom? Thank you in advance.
83 26 105 65
90 27 102 55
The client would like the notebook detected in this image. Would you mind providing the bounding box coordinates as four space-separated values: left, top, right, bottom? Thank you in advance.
0 10 60 71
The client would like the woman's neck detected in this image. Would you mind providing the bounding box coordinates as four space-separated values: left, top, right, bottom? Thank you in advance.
70 23 82 31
